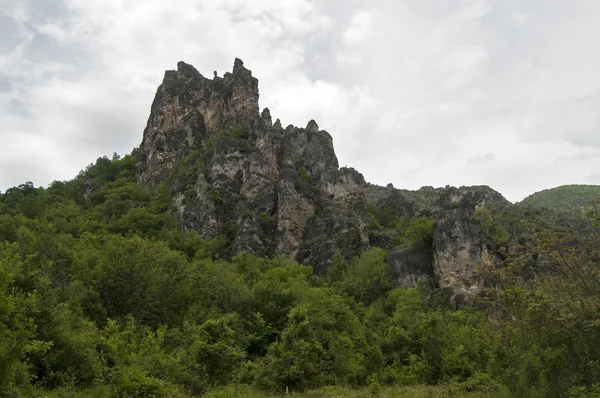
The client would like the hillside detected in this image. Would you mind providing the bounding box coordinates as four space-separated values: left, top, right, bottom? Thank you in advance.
519 184 600 212
1 59 600 397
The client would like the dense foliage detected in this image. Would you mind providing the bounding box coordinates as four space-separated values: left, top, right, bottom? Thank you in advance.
1 154 600 397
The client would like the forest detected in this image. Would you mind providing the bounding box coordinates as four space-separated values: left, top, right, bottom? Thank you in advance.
1 152 600 397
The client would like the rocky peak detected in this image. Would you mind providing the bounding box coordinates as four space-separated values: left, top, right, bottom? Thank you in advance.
176 61 201 78
138 59 261 186
136 59 365 269
136 58 511 301
306 119 319 132
232 57 247 74
261 108 272 126
439 185 508 211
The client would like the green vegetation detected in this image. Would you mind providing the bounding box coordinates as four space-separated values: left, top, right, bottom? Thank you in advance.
474 207 509 248
520 184 600 213
391 216 436 248
367 202 435 249
298 166 310 182
1 154 600 397
259 211 275 231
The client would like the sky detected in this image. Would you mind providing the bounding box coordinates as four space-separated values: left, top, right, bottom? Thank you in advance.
1 0 599 202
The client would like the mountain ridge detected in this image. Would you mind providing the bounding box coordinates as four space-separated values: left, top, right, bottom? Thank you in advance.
132 58 520 301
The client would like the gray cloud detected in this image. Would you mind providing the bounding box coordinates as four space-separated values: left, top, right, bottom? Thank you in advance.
468 154 496 164
0 76 11 92
0 14 21 52
1 0 600 202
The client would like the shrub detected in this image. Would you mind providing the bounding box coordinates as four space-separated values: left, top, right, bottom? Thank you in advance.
299 166 310 182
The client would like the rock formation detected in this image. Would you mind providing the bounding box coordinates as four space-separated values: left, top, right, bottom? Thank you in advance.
136 59 510 300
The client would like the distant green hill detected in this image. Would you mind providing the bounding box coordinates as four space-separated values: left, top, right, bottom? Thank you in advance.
519 184 600 212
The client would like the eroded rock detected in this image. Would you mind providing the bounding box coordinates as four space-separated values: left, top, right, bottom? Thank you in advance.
136 58 510 298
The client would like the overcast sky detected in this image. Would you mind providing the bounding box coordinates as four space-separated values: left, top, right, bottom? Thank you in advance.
1 0 599 202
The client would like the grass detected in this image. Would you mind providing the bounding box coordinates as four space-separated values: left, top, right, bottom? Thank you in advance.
204 384 511 398
30 385 511 398
31 384 511 398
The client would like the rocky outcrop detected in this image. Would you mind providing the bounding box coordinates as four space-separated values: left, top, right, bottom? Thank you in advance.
137 59 370 271
136 58 510 295
432 186 509 299
387 243 435 288
365 184 508 299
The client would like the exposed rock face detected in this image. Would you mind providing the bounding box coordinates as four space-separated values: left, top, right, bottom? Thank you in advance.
137 59 370 271
138 59 258 187
137 58 509 295
387 243 435 288
432 186 509 297
365 183 509 299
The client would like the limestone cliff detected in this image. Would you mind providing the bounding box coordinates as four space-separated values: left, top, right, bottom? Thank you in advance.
137 59 370 274
136 59 510 299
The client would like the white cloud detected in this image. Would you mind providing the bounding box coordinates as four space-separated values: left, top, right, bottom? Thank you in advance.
343 10 375 46
1 0 600 202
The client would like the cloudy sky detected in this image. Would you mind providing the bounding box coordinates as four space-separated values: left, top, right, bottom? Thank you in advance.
1 0 599 202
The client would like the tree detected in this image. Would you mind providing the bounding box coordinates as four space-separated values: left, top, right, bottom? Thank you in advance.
335 248 393 305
